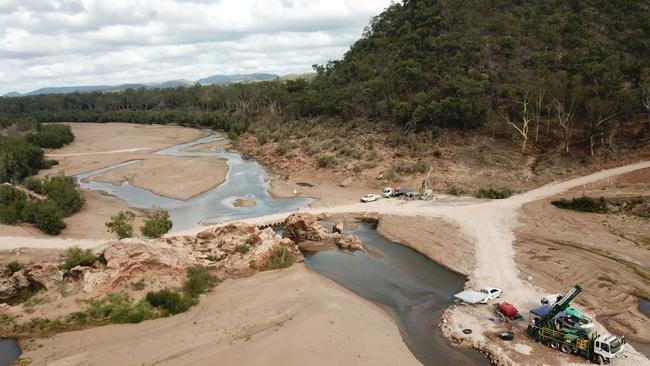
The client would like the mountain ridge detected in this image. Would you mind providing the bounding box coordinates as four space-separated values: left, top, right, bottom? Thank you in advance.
4 73 280 97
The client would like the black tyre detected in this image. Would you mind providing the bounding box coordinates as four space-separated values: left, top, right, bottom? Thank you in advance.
560 343 571 354
550 340 560 349
499 331 514 341
595 355 605 365
462 329 473 335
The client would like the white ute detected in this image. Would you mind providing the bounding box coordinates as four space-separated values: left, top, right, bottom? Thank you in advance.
478 287 502 304
361 193 381 203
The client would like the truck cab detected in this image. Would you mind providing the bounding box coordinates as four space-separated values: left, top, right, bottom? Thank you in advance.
593 334 625 364
383 187 394 198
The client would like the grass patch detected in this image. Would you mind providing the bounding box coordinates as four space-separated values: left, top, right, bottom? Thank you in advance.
61 247 98 271
237 244 250 254
477 188 513 199
262 247 294 271
551 196 607 213
6 260 24 274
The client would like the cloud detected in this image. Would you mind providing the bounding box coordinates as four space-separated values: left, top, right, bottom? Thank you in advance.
0 0 393 94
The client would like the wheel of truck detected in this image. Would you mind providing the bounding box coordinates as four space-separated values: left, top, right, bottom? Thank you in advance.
550 340 560 350
595 355 605 365
560 343 571 354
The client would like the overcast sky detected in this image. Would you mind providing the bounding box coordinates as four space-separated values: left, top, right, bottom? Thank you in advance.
0 0 393 95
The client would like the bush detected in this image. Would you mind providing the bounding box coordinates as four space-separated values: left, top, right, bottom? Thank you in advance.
61 247 97 271
262 247 294 271
477 188 513 199
106 210 135 239
7 261 25 274
34 200 66 235
237 244 250 254
145 289 195 315
23 176 44 194
140 207 172 238
551 196 608 213
86 293 153 324
0 136 45 183
317 154 337 168
42 175 84 216
183 267 218 298
25 124 74 149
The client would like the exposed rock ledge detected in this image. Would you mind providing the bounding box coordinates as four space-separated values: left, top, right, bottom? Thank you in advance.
283 213 365 251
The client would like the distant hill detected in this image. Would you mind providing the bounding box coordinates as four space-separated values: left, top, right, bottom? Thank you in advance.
5 74 279 97
196 73 278 85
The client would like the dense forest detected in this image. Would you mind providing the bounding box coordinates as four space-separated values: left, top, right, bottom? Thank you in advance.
1 0 649 156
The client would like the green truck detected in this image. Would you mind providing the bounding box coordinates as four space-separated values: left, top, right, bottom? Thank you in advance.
527 285 626 364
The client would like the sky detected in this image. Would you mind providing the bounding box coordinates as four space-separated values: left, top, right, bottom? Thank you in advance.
0 0 393 95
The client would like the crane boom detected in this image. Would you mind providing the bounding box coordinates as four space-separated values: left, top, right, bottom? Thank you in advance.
540 285 582 326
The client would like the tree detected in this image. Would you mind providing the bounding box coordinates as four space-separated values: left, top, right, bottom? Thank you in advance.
641 68 650 126
106 210 135 239
42 175 84 216
505 93 531 153
34 200 66 235
140 207 172 238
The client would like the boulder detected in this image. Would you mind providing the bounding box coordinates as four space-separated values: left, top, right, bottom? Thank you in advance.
333 235 364 251
283 213 329 242
332 222 344 234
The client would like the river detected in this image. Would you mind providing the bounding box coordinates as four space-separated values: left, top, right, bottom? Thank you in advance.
71 131 488 365
76 133 313 232
301 222 488 366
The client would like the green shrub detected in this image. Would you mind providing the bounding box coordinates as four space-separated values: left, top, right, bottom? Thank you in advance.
61 247 97 271
183 267 218 298
237 244 250 254
86 293 153 324
0 136 45 183
477 188 513 199
140 207 172 238
145 289 195 315
25 124 74 149
317 154 337 168
34 200 66 235
0 204 20 225
42 175 84 216
262 247 294 271
7 260 25 274
105 210 135 239
551 196 608 213
275 139 291 155
23 176 44 194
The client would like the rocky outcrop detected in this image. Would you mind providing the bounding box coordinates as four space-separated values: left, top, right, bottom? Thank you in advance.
283 213 365 251
283 213 330 242
1 222 303 303
189 223 303 277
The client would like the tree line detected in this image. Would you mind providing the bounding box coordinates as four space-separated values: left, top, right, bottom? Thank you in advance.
0 0 648 157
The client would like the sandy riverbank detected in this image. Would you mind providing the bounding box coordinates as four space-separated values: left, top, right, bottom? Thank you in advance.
20 264 420 366
91 155 228 201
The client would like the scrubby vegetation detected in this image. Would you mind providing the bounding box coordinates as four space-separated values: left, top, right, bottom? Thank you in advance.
25 124 74 148
61 247 98 271
0 177 82 235
552 196 608 213
262 247 294 271
552 196 649 217
140 207 173 238
6 260 25 274
105 210 135 239
477 188 514 199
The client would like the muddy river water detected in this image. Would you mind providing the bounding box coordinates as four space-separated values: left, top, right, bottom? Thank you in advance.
66 131 489 365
